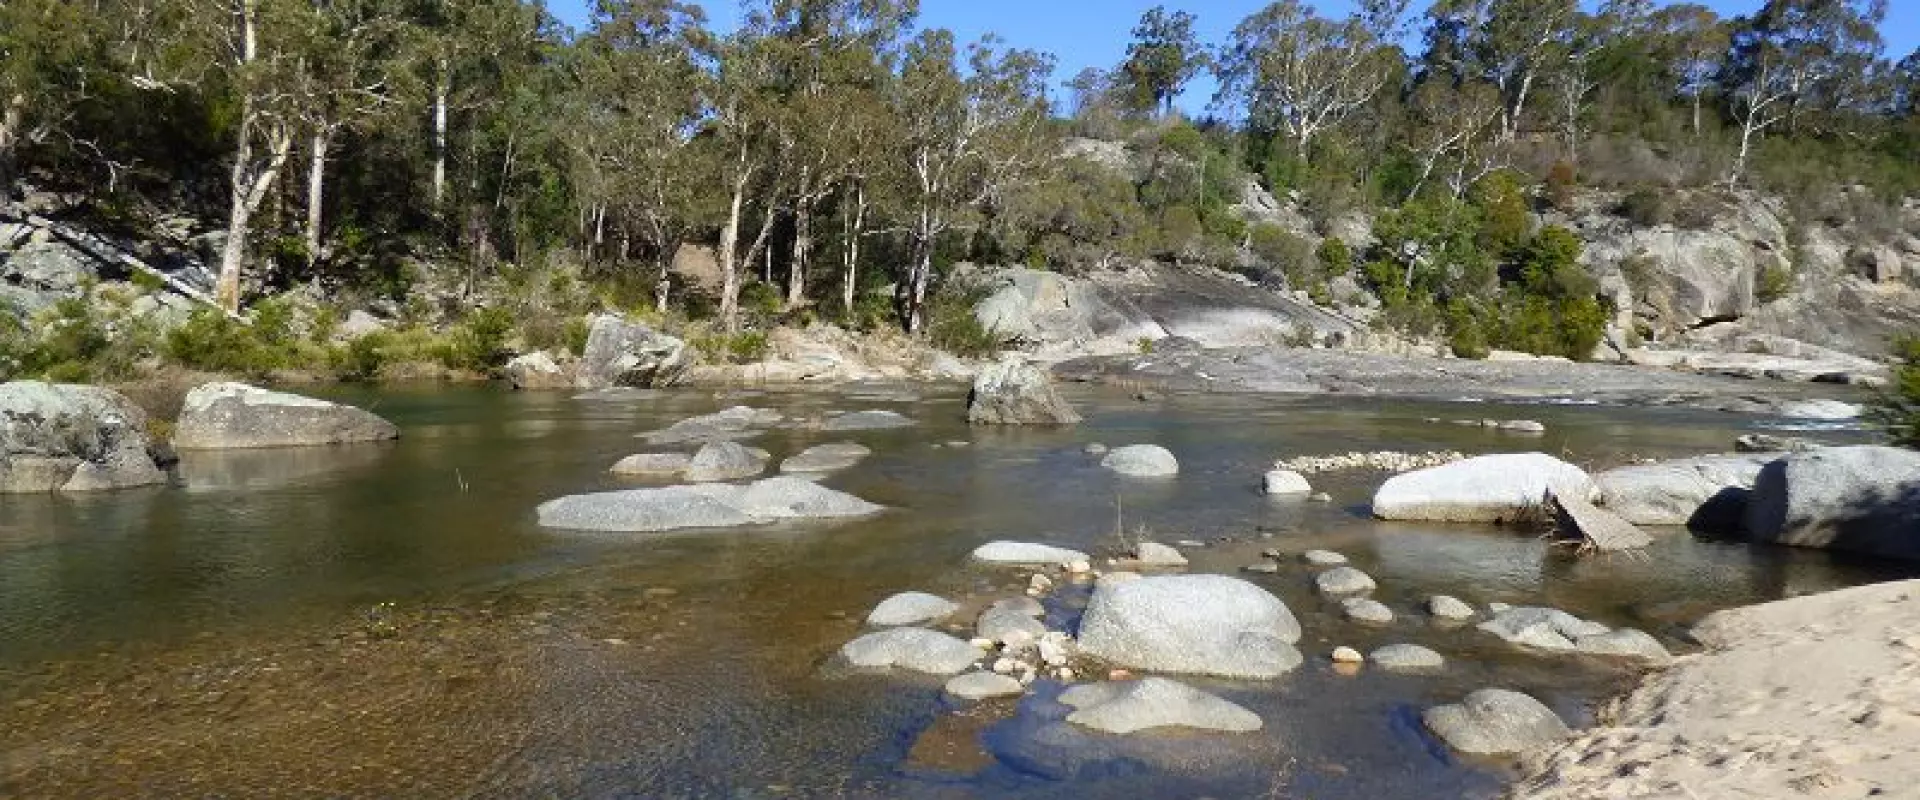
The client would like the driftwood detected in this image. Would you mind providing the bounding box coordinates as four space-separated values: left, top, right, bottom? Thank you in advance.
12 212 241 321
1549 488 1653 553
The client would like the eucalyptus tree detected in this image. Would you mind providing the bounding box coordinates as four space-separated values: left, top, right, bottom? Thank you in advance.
1722 0 1887 184
1651 3 1727 136
571 0 706 310
697 25 784 331
1424 0 1579 145
410 0 544 215
0 0 100 189
891 30 1055 332
290 0 411 272
1215 0 1407 161
1120 6 1206 118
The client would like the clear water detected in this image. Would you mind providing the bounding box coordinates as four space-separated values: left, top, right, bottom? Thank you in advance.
0 384 1904 797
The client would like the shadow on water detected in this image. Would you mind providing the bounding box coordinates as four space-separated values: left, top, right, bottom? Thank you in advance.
0 383 1909 798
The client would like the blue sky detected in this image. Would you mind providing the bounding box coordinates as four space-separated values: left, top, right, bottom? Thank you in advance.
548 0 1920 114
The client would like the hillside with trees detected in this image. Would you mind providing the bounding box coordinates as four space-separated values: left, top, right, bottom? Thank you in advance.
0 0 1915 382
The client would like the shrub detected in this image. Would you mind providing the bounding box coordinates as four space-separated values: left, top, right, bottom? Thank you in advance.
1447 301 1491 359
1757 263 1793 304
331 332 388 381
1874 336 1920 448
441 306 515 372
1248 223 1314 287
1618 188 1673 227
925 285 1004 358
1545 161 1578 210
1315 237 1352 280
165 310 280 375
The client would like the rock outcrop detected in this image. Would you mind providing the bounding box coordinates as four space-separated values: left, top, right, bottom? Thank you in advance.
682 440 769 483
504 351 574 390
1596 454 1774 528
173 382 399 450
0 381 166 492
1744 446 1920 561
576 313 690 389
966 357 1081 425
1373 453 1593 523
1077 575 1303 679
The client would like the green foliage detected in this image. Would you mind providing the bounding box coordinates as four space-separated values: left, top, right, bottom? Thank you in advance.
1315 237 1352 279
1875 336 1920 448
1545 161 1578 210
693 330 772 365
925 286 1005 358
1446 301 1491 359
1469 171 1532 257
1619 189 1674 227
442 306 515 372
165 310 284 375
1756 263 1794 304
331 332 388 382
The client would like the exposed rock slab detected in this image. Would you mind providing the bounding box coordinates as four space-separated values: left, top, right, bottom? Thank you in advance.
1550 488 1653 552
778 443 871 474
822 410 915 431
683 440 769 483
1744 446 1920 561
1423 689 1569 756
1059 678 1262 734
173 382 398 450
609 453 691 477
1373 453 1593 523
576 313 689 389
945 671 1025 701
972 541 1089 567
536 476 882 532
840 628 980 675
1595 454 1772 528
504 351 573 390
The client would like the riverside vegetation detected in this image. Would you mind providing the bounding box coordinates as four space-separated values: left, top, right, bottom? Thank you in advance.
1 0 1918 392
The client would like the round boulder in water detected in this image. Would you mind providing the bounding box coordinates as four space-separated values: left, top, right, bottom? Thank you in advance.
1077 574 1302 679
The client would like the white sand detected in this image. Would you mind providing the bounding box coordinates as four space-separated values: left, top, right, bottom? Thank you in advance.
1515 579 1920 799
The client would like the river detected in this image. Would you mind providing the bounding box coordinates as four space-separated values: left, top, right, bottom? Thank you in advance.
0 384 1905 797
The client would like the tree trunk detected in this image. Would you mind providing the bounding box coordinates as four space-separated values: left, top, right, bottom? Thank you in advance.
304 128 331 272
1690 92 1702 138
717 170 748 331
786 195 813 309
0 94 22 193
904 242 932 334
841 182 865 317
1728 113 1758 187
432 61 449 210
218 111 294 314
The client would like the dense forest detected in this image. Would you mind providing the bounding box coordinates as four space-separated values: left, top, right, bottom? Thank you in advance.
1 0 1915 377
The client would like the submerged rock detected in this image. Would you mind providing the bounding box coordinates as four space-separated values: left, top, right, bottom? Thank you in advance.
641 406 781 445
778 442 872 474
1059 678 1263 734
822 410 915 431
840 628 980 675
978 607 1048 643
1372 453 1593 523
1101 445 1179 477
0 381 166 492
173 382 398 450
1371 644 1445 671
1341 598 1394 624
972 541 1090 567
1314 566 1376 596
1131 542 1188 567
1077 574 1303 679
1477 607 1610 652
1423 689 1570 756
867 592 960 628
966 358 1081 425
1744 446 1920 561
945 671 1025 701
1302 549 1348 566
1571 628 1674 666
1427 595 1477 621
536 476 882 532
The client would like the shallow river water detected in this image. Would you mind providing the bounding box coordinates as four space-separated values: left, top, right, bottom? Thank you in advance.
0 384 1906 798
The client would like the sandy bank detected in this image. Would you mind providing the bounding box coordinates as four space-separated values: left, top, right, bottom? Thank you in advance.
1513 579 1920 799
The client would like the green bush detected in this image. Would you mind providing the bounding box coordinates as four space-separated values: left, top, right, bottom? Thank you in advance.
1874 336 1920 448
1757 263 1793 304
441 306 515 372
165 309 280 374
563 316 591 356
925 285 1004 358
1618 189 1673 227
331 332 388 381
1447 302 1491 359
1315 237 1352 280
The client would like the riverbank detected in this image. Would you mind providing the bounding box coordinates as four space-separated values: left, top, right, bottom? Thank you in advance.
1513 578 1920 799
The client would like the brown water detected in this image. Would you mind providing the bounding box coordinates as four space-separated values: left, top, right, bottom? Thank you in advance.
0 384 1905 798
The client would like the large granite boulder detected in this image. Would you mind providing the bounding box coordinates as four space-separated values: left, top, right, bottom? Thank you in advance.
504 351 575 390
1060 678 1263 734
576 313 690 389
1372 453 1593 522
1422 689 1570 756
1077 574 1303 679
1596 454 1774 528
173 382 398 450
1744 446 1920 561
682 440 769 483
966 357 1081 425
535 476 883 532
0 381 166 492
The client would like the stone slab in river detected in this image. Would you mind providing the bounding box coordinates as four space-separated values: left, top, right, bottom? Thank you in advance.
683 440 768 483
609 453 692 477
1371 643 1445 671
971 541 1090 566
822 410 915 431
1077 574 1303 679
966 358 1082 425
778 443 871 474
172 382 399 450
1744 446 1920 561
1372 453 1593 522
839 628 980 675
1422 689 1569 756
945 671 1025 700
1550 488 1652 552
1060 678 1263 734
536 476 882 532
0 381 165 492
1101 444 1179 477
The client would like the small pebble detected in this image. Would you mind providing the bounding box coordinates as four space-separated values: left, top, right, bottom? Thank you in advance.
1066 560 1092 575
1242 562 1280 574
1108 669 1133 681
1488 602 1513 614
1308 492 1333 503
992 658 1017 674
1057 667 1075 682
1303 549 1349 566
1332 646 1364 664
970 638 996 649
